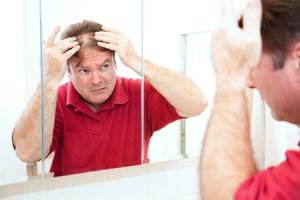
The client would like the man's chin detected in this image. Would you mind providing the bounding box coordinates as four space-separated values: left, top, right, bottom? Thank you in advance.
271 111 300 125
271 112 283 121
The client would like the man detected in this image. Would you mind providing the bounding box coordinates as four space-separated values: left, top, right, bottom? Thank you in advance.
13 20 207 176
201 0 300 199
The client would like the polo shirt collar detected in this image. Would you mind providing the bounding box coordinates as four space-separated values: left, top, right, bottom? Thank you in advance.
66 77 129 113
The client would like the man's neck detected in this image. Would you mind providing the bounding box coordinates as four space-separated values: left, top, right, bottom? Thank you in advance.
84 102 101 113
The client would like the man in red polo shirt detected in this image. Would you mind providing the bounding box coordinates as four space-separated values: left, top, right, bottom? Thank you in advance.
12 20 207 176
200 0 300 199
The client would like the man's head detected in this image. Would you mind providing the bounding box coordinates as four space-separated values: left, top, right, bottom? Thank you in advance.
247 0 300 125
61 20 117 110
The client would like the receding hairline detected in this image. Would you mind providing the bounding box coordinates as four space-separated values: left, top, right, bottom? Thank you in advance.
60 19 103 40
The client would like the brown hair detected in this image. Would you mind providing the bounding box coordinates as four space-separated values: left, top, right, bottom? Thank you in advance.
261 0 300 69
61 19 115 60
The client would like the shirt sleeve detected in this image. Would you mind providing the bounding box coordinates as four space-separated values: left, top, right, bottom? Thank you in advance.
234 150 300 200
144 80 183 133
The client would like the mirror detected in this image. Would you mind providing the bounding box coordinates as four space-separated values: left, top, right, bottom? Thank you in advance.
39 0 143 177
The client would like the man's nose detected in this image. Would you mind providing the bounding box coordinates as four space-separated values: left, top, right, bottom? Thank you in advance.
90 71 103 85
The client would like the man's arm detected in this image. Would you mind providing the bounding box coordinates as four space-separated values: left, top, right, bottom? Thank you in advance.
201 87 256 200
200 0 262 199
95 27 207 117
13 26 79 162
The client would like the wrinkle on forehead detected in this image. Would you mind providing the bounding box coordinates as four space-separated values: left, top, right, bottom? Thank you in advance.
78 47 101 60
70 48 114 69
69 46 112 66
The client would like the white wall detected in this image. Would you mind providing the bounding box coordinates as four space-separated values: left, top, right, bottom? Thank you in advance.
0 0 28 185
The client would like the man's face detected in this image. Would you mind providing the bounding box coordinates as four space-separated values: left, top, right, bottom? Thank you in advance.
247 52 300 125
68 48 117 110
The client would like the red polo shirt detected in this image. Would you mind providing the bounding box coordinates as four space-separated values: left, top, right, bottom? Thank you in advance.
235 147 300 200
50 77 181 176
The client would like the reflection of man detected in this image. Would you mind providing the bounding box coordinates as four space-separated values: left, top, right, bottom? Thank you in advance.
13 20 207 176
201 0 300 199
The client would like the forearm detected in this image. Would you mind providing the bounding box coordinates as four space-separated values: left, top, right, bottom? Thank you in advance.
13 81 59 163
13 26 80 163
200 87 257 200
131 59 207 117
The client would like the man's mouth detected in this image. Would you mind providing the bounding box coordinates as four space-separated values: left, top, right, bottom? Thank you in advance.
91 88 105 92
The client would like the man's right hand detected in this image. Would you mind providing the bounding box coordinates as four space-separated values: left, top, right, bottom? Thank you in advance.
211 0 262 91
94 26 141 72
44 26 80 84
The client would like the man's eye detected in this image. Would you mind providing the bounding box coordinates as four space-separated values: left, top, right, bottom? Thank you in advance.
79 69 89 74
101 64 110 71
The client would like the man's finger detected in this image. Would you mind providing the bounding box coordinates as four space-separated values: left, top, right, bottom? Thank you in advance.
59 40 79 53
45 25 60 48
64 45 80 59
95 34 120 46
222 0 236 27
243 0 262 41
97 41 116 51
101 26 121 35
243 0 262 67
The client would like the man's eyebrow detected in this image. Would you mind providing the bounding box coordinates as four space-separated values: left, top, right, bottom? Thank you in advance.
101 58 111 64
75 65 87 69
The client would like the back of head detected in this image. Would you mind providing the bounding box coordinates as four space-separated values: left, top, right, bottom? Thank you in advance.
261 0 300 69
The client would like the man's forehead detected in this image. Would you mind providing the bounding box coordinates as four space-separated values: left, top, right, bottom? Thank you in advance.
68 54 114 68
78 46 113 56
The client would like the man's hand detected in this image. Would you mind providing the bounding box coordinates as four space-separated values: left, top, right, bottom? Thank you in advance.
201 1 262 200
94 26 140 69
211 0 262 90
44 26 80 83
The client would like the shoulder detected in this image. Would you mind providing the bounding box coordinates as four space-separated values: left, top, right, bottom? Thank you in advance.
117 77 142 92
235 150 300 200
57 82 70 101
119 77 141 86
117 77 153 89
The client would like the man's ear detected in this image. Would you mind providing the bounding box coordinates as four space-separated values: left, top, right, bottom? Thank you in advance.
291 41 300 59
290 41 300 71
